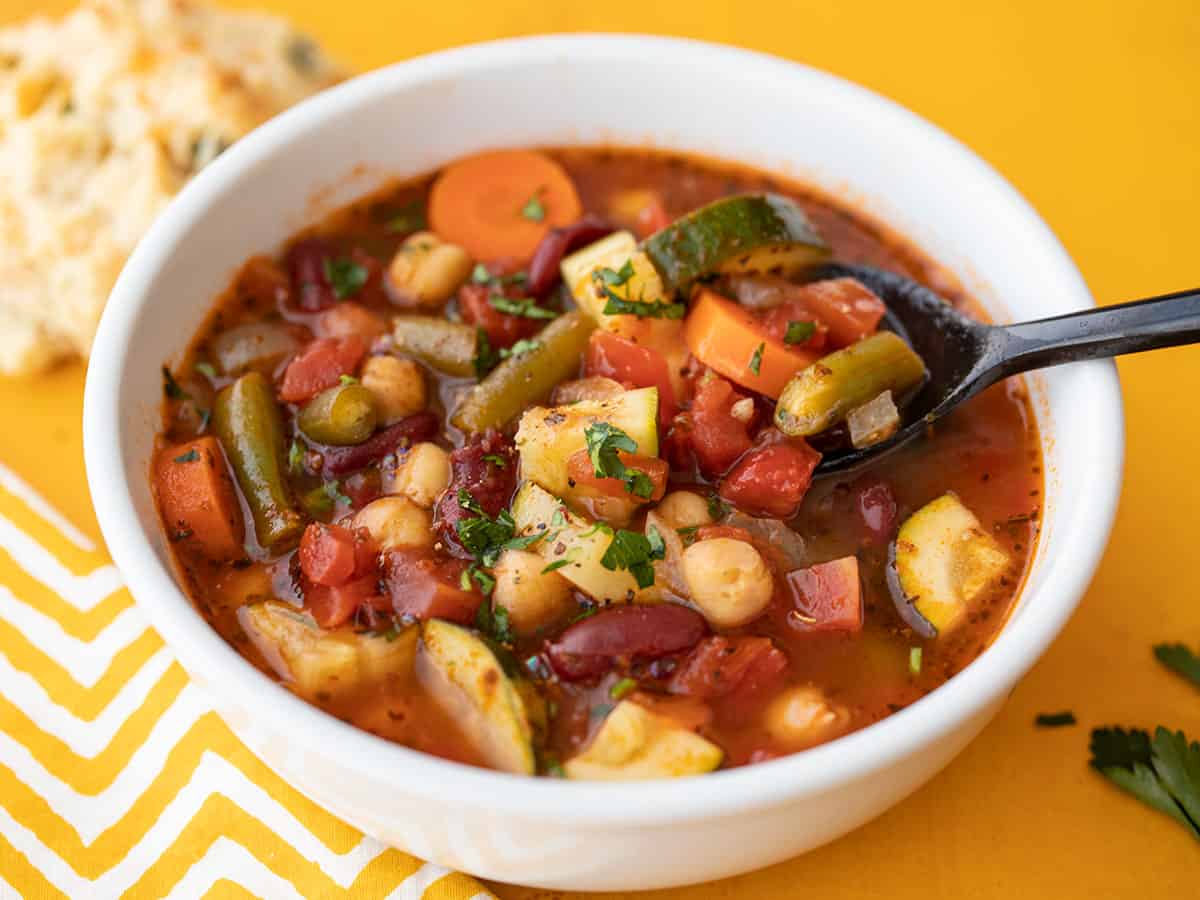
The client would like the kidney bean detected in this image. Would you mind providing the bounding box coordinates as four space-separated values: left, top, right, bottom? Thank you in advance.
546 604 708 681
322 411 439 476
286 238 338 311
433 431 517 556
851 475 898 545
526 215 616 297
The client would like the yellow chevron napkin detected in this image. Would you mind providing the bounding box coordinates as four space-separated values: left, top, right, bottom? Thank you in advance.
0 459 496 898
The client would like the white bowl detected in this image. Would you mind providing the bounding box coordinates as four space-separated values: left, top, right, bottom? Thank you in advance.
83 35 1123 891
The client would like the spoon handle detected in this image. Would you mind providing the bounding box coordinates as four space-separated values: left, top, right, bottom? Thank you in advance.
988 287 1200 377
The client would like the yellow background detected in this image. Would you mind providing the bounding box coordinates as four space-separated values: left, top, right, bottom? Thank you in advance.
1 0 1197 895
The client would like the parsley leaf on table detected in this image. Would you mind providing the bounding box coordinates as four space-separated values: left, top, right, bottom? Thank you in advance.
1154 643 1200 688
1089 726 1200 840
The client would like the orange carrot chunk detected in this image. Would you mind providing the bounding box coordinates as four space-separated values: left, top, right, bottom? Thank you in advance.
154 436 244 559
428 150 583 262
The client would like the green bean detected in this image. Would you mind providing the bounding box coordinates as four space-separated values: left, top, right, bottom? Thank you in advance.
774 331 927 437
391 315 479 377
451 312 596 434
212 372 304 550
297 383 377 446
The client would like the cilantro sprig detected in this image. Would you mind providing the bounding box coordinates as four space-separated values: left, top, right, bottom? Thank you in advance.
1089 726 1200 840
1154 643 1200 688
583 423 655 499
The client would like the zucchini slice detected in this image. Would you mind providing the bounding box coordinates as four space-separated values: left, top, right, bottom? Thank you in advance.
510 481 648 603
564 699 723 780
642 194 828 295
418 619 536 775
514 386 659 502
888 493 1011 637
241 601 418 701
560 231 672 326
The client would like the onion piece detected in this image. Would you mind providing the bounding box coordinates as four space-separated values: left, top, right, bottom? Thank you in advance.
212 322 299 376
724 511 808 571
847 390 900 449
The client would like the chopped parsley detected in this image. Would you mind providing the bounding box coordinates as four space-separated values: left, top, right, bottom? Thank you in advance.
707 493 730 521
482 454 508 468
500 338 543 359
287 439 305 475
162 366 188 400
338 374 358 385
195 361 217 379
323 257 368 299
455 489 542 570
173 448 200 464
470 263 492 284
594 263 686 320
1155 643 1200 688
748 342 765 376
908 646 922 676
474 598 513 643
598 260 636 287
385 200 426 234
676 524 700 547
1090 726 1200 840
584 422 655 499
1035 711 1077 727
609 677 638 701
473 328 499 378
323 479 352 507
541 558 571 575
489 295 557 319
589 702 615 723
599 525 665 589
464 564 497 598
520 189 546 223
784 320 817 344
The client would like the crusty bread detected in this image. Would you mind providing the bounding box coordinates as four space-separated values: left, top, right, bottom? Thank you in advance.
0 0 342 375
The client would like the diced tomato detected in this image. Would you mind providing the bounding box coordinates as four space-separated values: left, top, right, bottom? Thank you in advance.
584 331 677 424
383 549 481 624
306 574 379 628
669 636 788 700
565 449 668 502
689 374 754 477
785 278 886 349
634 195 672 239
457 282 542 349
758 299 831 353
278 335 366 404
851 475 898 545
786 556 863 633
299 523 357 586
718 438 820 519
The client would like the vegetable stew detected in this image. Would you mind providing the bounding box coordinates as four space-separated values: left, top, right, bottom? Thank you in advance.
154 147 1041 778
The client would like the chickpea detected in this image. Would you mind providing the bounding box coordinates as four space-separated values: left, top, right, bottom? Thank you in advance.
763 685 846 747
681 538 772 627
655 491 713 530
317 302 386 341
387 231 473 309
492 550 573 637
362 355 427 424
382 442 450 509
352 496 432 551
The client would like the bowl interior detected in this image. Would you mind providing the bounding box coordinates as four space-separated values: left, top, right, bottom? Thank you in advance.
86 35 1121 818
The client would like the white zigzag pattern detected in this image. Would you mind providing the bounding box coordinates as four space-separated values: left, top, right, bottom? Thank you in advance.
0 468 475 898
0 647 175 757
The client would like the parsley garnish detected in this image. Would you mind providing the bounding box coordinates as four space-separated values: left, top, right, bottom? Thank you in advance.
323 257 368 299
706 494 730 521
489 295 556 319
676 524 700 547
473 327 499 378
173 448 200 463
1155 643 1200 688
784 321 817 344
287 439 305 475
520 189 546 223
386 200 426 234
500 338 543 359
598 260 636 287
455 489 542 569
1035 711 1076 727
908 646 922 676
162 366 187 400
470 263 491 284
1090 726 1200 840
610 677 638 701
599 525 665 589
324 479 351 507
482 454 507 468
748 342 765 376
338 374 358 385
594 263 686 320
584 422 655 499
195 361 217 379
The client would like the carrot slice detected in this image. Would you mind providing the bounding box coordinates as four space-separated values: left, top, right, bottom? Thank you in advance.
684 289 820 399
154 436 244 559
428 150 583 261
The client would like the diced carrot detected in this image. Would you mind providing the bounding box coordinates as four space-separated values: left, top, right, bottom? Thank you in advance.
566 449 669 502
278 335 366 404
684 289 820 399
154 436 244 559
428 150 583 261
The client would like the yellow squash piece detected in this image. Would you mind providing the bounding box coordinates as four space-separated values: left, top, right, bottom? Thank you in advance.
241 601 418 701
565 700 723 780
561 231 671 325
418 619 536 775
890 493 1011 637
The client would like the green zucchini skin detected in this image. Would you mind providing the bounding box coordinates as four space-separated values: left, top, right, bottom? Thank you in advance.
642 193 829 295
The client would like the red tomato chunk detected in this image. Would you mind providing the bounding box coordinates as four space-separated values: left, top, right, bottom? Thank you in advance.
687 374 754 477
669 636 788 699
434 432 517 556
566 449 668 501
383 549 480 624
786 556 863 633
719 439 821 519
585 331 677 424
457 282 542 349
784 278 886 349
278 336 366 404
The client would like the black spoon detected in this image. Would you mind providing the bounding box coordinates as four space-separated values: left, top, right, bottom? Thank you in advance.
808 262 1200 476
